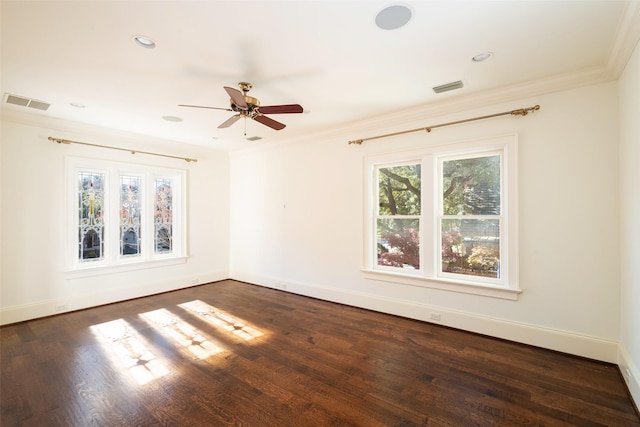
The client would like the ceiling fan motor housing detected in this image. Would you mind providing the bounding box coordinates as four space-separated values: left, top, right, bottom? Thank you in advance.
230 95 260 117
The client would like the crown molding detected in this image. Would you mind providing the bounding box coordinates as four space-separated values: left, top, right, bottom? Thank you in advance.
0 107 218 158
607 0 640 78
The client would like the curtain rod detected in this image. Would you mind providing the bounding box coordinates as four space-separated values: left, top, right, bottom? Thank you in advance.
48 137 198 163
348 104 540 145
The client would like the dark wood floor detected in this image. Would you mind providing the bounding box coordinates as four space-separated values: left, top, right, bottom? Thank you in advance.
1 280 638 426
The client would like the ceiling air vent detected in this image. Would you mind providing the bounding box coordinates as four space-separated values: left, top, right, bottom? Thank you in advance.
246 136 262 142
432 80 464 94
4 93 51 111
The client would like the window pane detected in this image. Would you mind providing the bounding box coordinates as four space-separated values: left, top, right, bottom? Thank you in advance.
78 172 105 261
378 164 421 215
377 218 420 269
442 155 500 215
154 178 172 254
120 175 141 257
441 219 500 278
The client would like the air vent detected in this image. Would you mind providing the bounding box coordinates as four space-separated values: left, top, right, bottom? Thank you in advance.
4 93 51 111
432 80 464 94
246 136 262 142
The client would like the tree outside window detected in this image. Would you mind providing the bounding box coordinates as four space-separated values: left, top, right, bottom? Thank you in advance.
376 164 421 270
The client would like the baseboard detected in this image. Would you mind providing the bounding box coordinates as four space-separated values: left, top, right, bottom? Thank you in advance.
618 345 640 411
0 270 228 326
230 272 619 363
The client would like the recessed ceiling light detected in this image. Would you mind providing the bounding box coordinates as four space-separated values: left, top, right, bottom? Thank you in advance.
70 102 85 108
133 35 156 49
472 52 493 62
375 4 413 30
162 115 182 122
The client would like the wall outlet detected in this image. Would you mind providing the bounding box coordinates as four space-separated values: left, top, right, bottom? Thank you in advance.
430 313 442 321
55 303 68 312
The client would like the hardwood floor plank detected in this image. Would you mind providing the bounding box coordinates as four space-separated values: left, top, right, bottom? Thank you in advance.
1 280 638 426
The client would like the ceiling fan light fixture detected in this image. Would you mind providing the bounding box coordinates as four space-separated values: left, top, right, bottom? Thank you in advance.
375 4 413 30
133 35 156 49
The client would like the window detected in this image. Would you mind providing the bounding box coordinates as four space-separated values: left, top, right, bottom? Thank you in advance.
67 157 187 274
364 135 520 300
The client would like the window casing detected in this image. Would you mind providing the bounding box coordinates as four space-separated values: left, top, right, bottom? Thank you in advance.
67 157 187 274
364 135 520 300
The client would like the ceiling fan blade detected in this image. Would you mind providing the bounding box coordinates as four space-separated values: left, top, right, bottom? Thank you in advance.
218 114 241 128
178 104 233 111
258 104 304 114
223 86 248 108
253 114 286 130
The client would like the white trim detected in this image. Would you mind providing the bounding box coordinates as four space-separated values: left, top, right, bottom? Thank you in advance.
362 269 521 300
0 270 229 326
230 272 617 363
618 344 640 410
364 134 519 297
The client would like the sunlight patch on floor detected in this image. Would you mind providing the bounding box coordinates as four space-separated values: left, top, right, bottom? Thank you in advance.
179 300 265 341
140 308 224 360
91 318 169 385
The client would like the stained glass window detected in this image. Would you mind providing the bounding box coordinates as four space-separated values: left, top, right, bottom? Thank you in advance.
120 175 141 257
78 171 105 262
154 178 173 254
70 158 185 271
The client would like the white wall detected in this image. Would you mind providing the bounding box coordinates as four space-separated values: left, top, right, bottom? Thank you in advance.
618 39 640 407
230 82 622 363
0 114 230 324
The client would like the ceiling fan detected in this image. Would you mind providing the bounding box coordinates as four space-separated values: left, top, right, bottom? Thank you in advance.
179 82 303 132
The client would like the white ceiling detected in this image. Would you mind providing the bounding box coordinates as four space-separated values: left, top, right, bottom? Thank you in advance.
2 1 639 152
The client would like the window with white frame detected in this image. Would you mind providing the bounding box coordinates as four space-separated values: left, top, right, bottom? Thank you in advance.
68 157 187 273
364 134 520 300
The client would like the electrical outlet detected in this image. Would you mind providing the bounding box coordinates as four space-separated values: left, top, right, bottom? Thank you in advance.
430 313 441 321
55 303 68 312
624 368 632 384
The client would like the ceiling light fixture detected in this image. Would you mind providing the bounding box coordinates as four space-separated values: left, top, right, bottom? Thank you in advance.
162 116 182 122
133 35 156 49
70 102 85 108
472 52 493 62
375 4 413 30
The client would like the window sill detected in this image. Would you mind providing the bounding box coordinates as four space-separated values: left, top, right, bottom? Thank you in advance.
362 269 521 300
65 256 188 279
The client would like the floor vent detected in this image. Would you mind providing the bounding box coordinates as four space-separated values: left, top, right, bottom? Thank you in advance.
433 80 464 94
4 93 51 111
